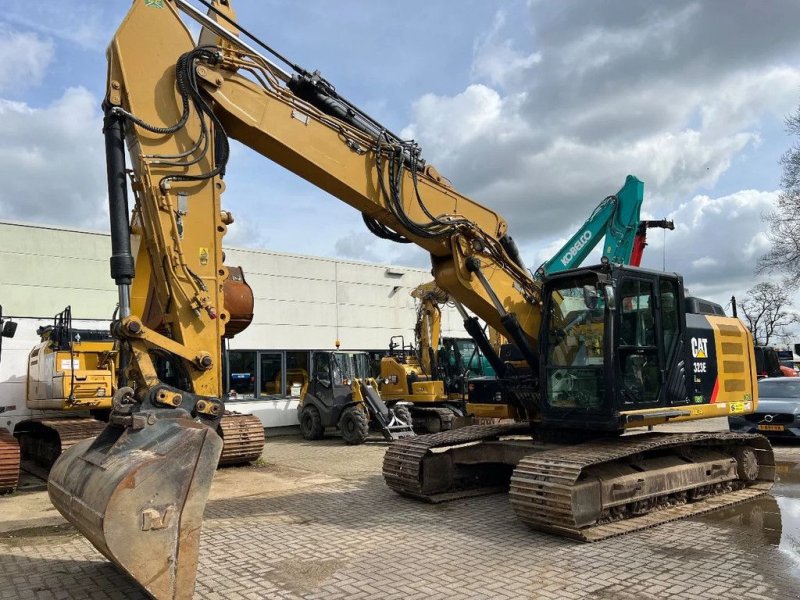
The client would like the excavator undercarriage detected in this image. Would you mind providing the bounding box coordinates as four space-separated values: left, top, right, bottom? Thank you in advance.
383 424 774 540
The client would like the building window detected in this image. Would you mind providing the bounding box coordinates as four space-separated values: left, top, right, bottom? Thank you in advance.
260 352 283 396
228 351 256 398
285 351 310 397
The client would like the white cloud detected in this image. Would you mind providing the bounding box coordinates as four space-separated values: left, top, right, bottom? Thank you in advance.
642 189 778 305
3 3 114 51
334 231 383 263
333 229 430 269
398 0 800 294
471 10 541 89
0 87 106 229
0 25 54 92
401 85 528 160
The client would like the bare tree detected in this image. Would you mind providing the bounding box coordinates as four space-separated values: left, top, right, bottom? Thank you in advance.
761 107 800 277
740 281 798 345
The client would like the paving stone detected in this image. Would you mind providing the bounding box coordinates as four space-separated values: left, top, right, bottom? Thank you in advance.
0 434 797 599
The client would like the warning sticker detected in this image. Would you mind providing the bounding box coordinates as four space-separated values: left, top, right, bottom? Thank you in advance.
61 359 80 370
199 247 209 266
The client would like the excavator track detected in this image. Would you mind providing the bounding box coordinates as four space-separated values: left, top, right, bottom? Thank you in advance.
385 427 775 540
383 422 532 501
509 432 774 542
16 418 107 468
0 427 20 493
217 412 265 466
15 414 263 476
409 406 456 433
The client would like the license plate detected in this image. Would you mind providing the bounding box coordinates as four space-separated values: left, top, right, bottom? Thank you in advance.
729 402 745 414
757 424 785 432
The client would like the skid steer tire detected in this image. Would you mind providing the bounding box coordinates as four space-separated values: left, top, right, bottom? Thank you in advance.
339 406 369 445
299 405 324 440
392 405 413 429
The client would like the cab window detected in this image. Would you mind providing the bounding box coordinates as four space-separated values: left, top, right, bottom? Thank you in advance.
618 279 660 404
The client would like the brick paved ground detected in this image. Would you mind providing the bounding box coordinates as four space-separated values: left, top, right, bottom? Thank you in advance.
1 419 799 599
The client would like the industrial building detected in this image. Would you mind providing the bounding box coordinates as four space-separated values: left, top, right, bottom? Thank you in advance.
0 220 464 429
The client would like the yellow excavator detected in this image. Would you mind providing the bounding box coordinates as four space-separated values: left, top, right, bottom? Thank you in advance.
379 282 473 432
14 305 264 476
48 2 773 598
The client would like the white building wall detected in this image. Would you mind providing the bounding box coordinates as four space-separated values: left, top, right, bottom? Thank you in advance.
224 246 463 350
0 220 467 426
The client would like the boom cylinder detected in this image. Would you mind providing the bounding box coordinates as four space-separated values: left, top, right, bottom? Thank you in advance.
103 104 135 303
454 301 506 377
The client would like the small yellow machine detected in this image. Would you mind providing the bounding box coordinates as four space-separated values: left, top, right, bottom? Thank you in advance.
16 308 115 469
379 284 472 432
298 350 414 444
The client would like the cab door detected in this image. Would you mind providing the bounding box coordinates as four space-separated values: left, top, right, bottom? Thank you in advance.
309 351 335 408
616 275 662 408
615 272 688 409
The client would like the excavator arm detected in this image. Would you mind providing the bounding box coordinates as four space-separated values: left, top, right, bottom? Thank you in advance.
410 282 448 377
179 2 543 359
535 178 675 276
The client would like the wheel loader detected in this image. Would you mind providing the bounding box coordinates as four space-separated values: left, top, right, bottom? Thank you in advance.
297 349 414 444
47 2 773 598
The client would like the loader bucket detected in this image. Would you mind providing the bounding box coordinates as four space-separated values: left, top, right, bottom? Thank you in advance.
48 413 222 600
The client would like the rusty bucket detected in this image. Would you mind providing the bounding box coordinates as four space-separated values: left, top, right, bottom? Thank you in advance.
48 413 222 600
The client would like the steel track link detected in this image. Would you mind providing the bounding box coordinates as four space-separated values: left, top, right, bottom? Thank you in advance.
382 422 532 500
409 406 456 432
37 419 108 453
16 418 107 469
508 431 775 542
217 412 265 466
0 427 20 493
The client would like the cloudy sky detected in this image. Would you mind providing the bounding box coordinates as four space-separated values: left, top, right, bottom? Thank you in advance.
1 0 799 319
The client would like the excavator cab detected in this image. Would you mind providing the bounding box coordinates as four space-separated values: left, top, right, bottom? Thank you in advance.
539 264 756 433
541 265 685 431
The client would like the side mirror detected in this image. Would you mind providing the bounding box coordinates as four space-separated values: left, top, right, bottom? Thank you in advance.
604 285 616 310
2 320 16 338
583 285 599 310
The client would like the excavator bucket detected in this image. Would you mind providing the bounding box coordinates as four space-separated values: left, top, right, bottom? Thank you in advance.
48 414 222 600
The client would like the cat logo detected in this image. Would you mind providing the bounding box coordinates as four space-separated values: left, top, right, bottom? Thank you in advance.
691 337 709 359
